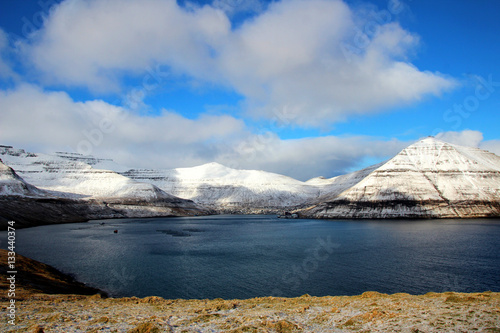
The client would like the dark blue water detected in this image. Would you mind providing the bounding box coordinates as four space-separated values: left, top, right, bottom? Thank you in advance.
2 215 500 299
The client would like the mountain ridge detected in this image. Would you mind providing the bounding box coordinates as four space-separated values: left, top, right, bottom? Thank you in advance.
1 137 499 224
299 137 500 218
0 148 210 228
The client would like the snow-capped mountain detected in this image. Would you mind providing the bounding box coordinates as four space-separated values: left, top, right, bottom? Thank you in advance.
0 158 47 197
0 147 322 213
300 137 500 218
0 147 180 201
0 146 209 228
121 162 326 213
1 137 499 223
0 145 365 214
119 160 399 214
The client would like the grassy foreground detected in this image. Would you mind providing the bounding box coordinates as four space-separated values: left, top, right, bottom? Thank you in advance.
1 250 499 332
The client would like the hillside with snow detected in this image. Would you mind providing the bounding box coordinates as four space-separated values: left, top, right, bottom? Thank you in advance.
1 137 499 224
0 158 90 227
299 138 500 218
0 146 209 228
0 159 47 197
0 147 181 201
121 162 327 213
0 145 375 214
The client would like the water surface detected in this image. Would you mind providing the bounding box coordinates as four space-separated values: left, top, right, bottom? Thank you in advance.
2 215 499 299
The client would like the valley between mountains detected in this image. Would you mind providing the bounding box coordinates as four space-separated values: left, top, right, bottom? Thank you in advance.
1 137 499 228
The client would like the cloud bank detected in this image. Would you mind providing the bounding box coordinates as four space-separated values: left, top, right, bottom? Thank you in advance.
1 0 476 180
0 84 409 180
436 130 500 156
0 86 495 180
21 0 456 126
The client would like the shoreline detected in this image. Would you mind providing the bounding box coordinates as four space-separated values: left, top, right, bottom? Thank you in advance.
1 249 500 332
4 212 500 231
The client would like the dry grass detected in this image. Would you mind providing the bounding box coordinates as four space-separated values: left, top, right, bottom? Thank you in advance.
1 291 498 332
1 249 499 332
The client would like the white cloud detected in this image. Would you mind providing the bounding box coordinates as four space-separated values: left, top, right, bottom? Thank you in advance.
220 2 456 126
0 84 246 167
481 140 500 156
24 0 230 92
218 133 407 179
21 0 456 126
0 29 18 81
435 130 500 157
435 130 484 148
0 84 409 180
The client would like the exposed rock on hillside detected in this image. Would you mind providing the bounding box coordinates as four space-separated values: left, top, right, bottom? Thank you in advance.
0 149 209 229
2 138 499 221
300 138 500 218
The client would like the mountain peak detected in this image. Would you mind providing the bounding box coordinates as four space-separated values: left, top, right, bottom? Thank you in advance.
390 136 500 173
203 162 230 169
411 136 448 148
0 159 46 197
301 136 500 219
192 161 234 172
419 136 439 142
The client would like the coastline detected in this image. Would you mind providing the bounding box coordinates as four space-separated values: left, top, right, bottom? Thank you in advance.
1 249 499 332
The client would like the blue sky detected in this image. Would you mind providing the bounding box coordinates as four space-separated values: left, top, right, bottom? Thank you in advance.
0 0 499 180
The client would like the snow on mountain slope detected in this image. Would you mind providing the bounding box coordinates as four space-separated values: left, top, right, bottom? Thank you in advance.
0 146 388 213
2 137 499 219
300 137 500 218
0 158 47 197
121 162 325 212
0 147 209 228
0 158 97 228
0 146 185 202
121 160 398 213
311 162 385 202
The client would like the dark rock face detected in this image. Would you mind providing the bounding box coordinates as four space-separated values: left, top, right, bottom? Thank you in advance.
300 199 500 219
0 196 208 229
0 197 90 228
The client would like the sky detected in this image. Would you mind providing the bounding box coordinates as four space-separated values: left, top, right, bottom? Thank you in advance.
0 0 499 180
